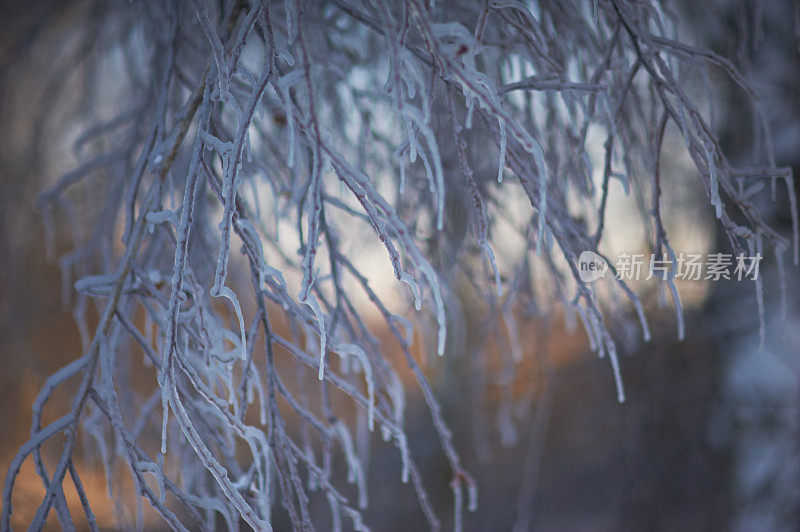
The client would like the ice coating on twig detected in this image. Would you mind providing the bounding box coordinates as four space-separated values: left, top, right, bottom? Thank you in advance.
8 1 797 530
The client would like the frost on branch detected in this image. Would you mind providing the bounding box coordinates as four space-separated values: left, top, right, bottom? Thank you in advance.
3 0 796 530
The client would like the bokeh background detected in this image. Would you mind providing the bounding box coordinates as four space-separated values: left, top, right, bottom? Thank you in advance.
1 1 799 530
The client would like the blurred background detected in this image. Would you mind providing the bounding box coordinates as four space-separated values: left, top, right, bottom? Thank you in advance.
1 1 799 530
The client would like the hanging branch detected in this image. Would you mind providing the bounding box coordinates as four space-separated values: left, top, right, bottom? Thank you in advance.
2 0 795 530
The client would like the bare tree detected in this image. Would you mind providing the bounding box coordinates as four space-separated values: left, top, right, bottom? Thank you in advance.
1 0 796 530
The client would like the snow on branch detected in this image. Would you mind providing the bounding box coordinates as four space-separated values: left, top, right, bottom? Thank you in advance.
3 0 795 530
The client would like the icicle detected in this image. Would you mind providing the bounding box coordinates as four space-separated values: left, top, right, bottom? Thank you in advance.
606 338 625 403
534 143 549 256
246 377 254 404
334 421 360 486
396 432 410 484
707 146 722 219
785 173 799 265
277 48 294 66
211 285 247 361
666 277 684 341
399 271 421 310
223 364 237 406
303 294 327 380
631 296 652 342
182 493 237 532
467 482 478 512
251 369 267 425
481 241 503 297
328 492 342 532
400 103 445 230
589 311 606 359
85 409 113 497
357 469 368 510
453 482 464 532
498 400 517 446
276 71 303 168
662 244 683 341
285 98 297 169
333 343 375 431
575 302 598 352
400 67 417 100
418 262 447 355
391 315 414 346
388 371 406 428
399 155 407 195
611 172 630 195
417 148 437 198
160 385 169 455
406 120 418 163
497 122 507 183
133 492 144 532
285 1 294 45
